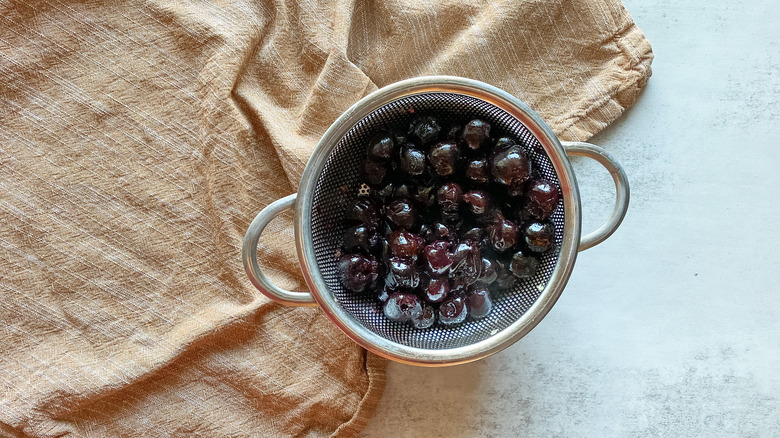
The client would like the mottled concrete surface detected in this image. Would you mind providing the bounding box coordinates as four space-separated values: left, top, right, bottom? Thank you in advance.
361 1 780 436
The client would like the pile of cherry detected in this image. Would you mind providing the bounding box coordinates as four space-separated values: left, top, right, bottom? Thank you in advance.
336 116 559 329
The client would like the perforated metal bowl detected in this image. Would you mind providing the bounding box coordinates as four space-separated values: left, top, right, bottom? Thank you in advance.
242 76 629 366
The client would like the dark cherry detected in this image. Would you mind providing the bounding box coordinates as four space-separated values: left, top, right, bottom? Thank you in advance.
488 214 518 252
411 303 436 329
338 253 379 292
436 182 463 212
385 257 421 290
523 220 555 252
343 224 381 255
477 257 497 284
345 198 381 228
384 198 415 229
388 230 424 260
424 276 449 303
451 240 482 285
438 295 468 326
384 292 423 323
489 144 531 186
466 158 490 184
468 286 493 319
367 132 396 160
398 145 426 176
424 222 457 243
362 158 388 186
409 116 442 145
429 141 461 176
413 185 436 207
524 178 560 220
462 190 490 215
462 119 491 150
424 240 454 276
509 250 540 279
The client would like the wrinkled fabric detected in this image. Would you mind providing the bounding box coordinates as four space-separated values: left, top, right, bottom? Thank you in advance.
0 0 652 436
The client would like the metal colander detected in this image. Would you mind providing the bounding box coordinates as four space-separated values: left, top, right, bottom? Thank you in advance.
243 76 629 366
310 92 564 350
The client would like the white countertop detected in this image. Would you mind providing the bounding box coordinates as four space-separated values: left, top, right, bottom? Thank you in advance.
361 0 780 436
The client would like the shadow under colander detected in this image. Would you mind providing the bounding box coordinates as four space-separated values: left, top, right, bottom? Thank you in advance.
310 93 564 350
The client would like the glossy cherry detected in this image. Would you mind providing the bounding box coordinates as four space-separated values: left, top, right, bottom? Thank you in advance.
438 295 468 326
384 198 415 229
488 214 518 252
461 119 491 150
462 190 490 215
388 230 424 260
423 276 450 303
384 292 423 323
338 253 379 292
523 220 555 252
411 303 436 329
409 116 442 145
345 198 381 228
436 182 463 212
509 250 540 279
424 240 454 276
490 144 531 186
429 141 461 176
524 178 560 220
398 145 426 176
466 158 490 184
468 286 493 319
367 132 396 160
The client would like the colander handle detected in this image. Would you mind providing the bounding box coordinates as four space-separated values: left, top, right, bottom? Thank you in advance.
562 142 630 252
241 194 317 306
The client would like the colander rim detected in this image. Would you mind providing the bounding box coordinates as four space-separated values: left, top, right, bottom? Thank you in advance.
295 76 582 366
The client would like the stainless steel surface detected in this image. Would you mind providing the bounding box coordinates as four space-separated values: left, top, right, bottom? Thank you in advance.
243 76 630 365
562 142 630 251
241 193 315 306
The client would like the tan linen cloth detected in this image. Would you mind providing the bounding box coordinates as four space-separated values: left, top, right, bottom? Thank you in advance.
0 0 652 436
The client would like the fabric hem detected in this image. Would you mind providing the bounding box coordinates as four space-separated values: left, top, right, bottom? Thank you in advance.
557 18 654 141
